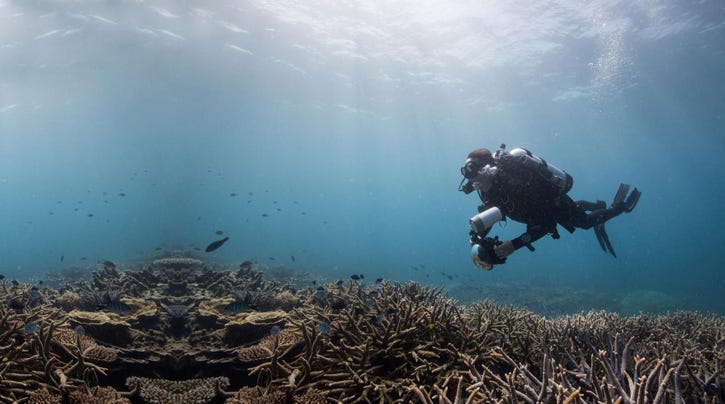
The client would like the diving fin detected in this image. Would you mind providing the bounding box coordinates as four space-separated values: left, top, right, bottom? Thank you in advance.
612 183 630 207
623 187 641 213
594 223 617 257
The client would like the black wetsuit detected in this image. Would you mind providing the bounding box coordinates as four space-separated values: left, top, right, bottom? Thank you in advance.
478 153 623 252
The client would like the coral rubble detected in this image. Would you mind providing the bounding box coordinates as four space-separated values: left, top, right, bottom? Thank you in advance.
0 257 723 403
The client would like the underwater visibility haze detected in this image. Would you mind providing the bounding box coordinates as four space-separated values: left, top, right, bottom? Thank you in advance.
1 0 725 315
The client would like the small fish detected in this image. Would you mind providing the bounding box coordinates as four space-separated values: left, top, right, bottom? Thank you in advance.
80 257 87 261
105 300 131 314
447 275 453 280
270 325 281 336
268 257 275 261
359 274 364 279
317 322 330 335
74 325 86 336
11 280 19 286
60 255 64 262
205 236 229 253
312 280 317 285
375 277 383 284
155 247 162 251
118 193 126 197
215 230 224 235
350 274 361 280
87 213 93 217
230 193 237 197
0 275 4 280
336 280 344 286
24 322 37 334
223 300 255 314
261 213 269 217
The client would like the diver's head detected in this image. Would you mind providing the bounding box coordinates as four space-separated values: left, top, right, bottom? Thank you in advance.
459 148 496 193
461 149 494 179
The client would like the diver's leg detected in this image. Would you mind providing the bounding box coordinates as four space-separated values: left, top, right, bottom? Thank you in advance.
573 205 624 230
576 200 606 212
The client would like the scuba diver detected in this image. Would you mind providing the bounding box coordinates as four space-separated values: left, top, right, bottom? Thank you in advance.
459 145 641 270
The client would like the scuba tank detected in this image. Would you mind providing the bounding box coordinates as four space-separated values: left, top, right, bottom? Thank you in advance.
505 148 573 194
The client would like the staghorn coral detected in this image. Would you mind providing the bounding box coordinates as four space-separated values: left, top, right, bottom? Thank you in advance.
224 386 286 404
3 257 723 404
125 376 229 404
67 386 130 404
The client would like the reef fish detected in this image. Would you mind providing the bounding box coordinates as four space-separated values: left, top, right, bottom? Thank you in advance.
205 236 229 252
223 300 256 314
104 300 131 314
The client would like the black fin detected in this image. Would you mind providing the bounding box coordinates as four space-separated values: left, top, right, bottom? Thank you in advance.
594 223 617 257
623 187 641 213
612 183 630 206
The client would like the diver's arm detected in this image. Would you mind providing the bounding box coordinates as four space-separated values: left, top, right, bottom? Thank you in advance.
494 225 550 259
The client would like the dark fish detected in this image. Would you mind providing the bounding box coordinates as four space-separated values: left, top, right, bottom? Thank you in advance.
359 274 364 279
0 275 4 280
336 280 344 286
223 300 255 314
375 277 383 284
230 193 237 197
73 208 78 211
12 280 18 286
350 274 361 280
205 236 229 252
276 208 281 211
291 255 295 262
447 275 453 280
38 280 43 285
87 213 93 217
118 193 125 197
60 255 64 262
106 300 131 314
215 230 224 235
268 257 275 261
80 257 87 261
312 280 317 285
155 247 162 251
261 213 269 217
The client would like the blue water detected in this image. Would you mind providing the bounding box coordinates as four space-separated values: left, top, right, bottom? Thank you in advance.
1 1 723 315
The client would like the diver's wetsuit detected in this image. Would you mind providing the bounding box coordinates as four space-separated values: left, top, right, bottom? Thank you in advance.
478 153 624 252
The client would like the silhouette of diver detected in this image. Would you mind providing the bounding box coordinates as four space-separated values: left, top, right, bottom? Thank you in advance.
459 145 640 270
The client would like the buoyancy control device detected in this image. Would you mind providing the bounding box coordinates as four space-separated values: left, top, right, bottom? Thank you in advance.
498 147 573 194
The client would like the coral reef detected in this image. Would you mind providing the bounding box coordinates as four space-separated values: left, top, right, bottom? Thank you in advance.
1 257 723 403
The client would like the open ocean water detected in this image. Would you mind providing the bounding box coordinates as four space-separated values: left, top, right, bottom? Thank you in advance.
1 0 723 316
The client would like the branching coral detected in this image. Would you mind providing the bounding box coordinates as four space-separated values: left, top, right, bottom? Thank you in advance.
3 258 723 404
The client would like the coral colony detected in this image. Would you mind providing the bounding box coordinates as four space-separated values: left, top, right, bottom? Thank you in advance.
0 257 723 403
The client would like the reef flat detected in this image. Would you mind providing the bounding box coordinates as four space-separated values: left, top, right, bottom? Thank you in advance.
1 257 723 403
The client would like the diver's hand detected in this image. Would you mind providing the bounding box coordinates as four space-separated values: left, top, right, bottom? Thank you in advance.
494 240 515 259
